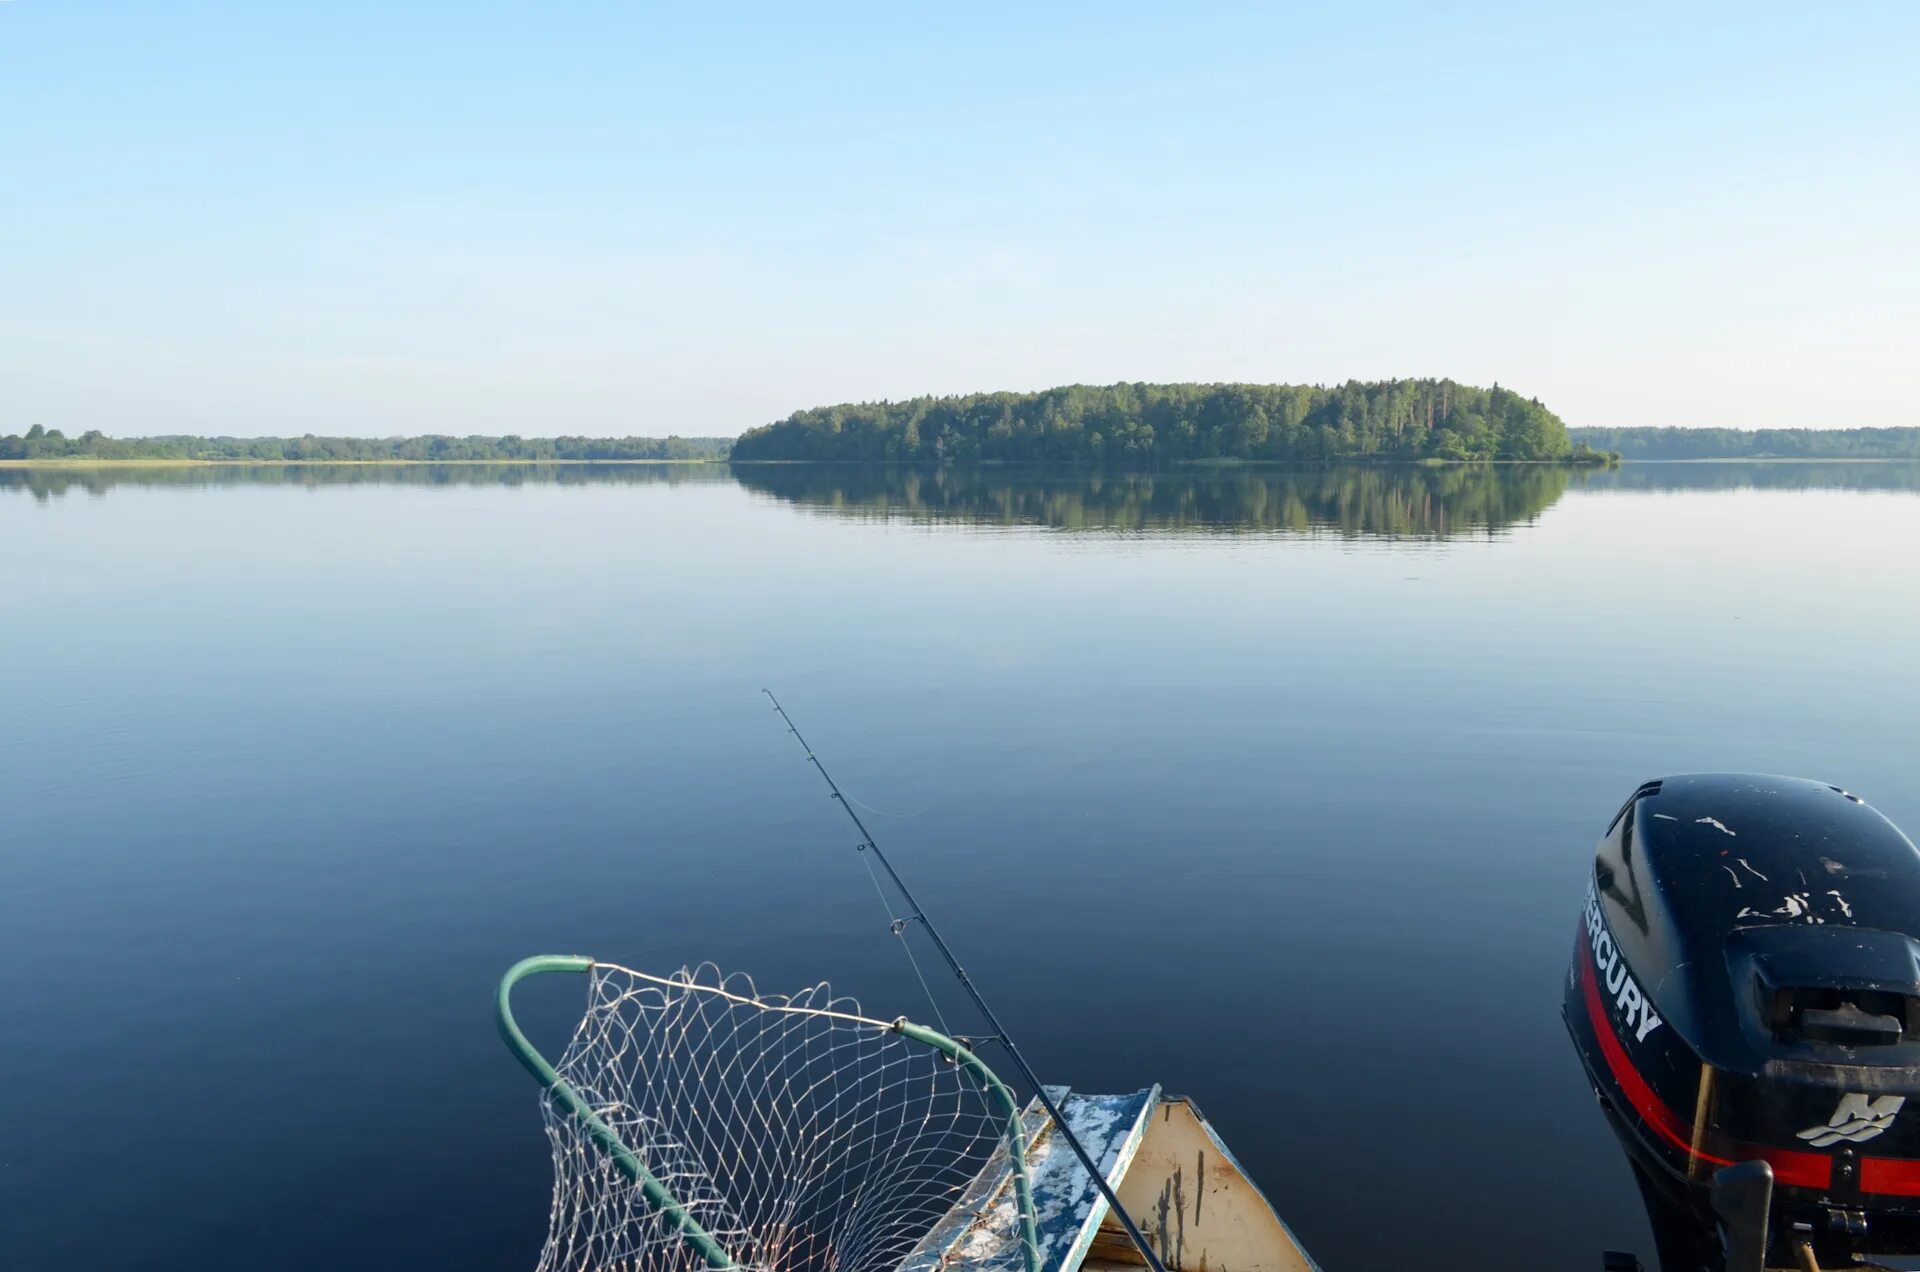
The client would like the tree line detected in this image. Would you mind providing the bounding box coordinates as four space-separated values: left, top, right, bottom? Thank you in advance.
729 380 1599 464
0 425 731 463
20 400 1918 468
1569 426 1920 460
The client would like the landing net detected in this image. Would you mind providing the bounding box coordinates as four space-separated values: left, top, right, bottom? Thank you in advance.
507 960 1039 1272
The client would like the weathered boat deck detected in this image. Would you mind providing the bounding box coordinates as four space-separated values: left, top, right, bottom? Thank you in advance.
900 1086 1319 1272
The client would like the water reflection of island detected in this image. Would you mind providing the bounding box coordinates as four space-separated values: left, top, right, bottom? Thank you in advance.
8 461 1917 540
733 464 1577 539
733 462 1920 538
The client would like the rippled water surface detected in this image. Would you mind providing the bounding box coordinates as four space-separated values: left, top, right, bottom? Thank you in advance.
6 462 1920 1270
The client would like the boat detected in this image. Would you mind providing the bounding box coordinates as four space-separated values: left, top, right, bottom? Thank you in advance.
496 957 1323 1272
496 769 1920 1272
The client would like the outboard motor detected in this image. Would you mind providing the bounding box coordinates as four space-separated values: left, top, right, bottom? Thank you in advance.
1567 775 1920 1272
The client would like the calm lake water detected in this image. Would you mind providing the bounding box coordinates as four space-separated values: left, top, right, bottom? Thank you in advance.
6 462 1920 1271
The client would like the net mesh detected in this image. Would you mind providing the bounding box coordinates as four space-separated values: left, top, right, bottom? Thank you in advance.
534 962 1031 1272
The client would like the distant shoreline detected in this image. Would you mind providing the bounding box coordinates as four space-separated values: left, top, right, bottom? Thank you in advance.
3 455 1599 470
7 455 1913 471
0 457 727 469
1591 457 1914 464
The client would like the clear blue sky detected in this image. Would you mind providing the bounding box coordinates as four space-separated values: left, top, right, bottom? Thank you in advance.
3 3 1914 437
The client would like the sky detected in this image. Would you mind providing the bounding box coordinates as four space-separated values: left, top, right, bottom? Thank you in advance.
2 2 1915 439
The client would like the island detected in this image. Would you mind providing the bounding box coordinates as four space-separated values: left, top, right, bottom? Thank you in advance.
728 380 1608 464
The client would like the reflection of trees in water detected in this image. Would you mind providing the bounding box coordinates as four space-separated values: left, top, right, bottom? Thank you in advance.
10 460 1915 532
732 464 1575 538
0 461 1570 535
0 462 733 501
1573 462 1920 494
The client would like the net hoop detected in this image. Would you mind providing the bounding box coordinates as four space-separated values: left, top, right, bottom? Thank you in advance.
496 955 1043 1272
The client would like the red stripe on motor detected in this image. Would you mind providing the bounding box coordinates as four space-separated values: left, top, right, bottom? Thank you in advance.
1862 1156 1920 1197
1579 940 1699 1150
1577 938 1831 1190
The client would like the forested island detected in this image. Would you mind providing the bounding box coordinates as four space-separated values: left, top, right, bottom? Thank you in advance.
0 427 730 463
730 380 1599 464
1569 426 1920 460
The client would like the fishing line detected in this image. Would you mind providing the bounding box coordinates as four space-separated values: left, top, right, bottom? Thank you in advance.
763 688 1171 1272
843 792 930 820
854 824 954 1036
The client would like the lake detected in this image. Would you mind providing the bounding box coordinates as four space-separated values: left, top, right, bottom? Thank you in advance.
6 461 1920 1271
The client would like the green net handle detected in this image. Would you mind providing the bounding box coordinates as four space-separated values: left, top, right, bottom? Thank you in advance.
496 955 735 1269
494 956 1043 1272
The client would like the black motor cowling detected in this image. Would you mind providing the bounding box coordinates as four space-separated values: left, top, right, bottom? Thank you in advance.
1566 774 1920 1271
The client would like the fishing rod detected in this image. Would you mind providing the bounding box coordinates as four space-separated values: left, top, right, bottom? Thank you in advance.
763 689 1170 1272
